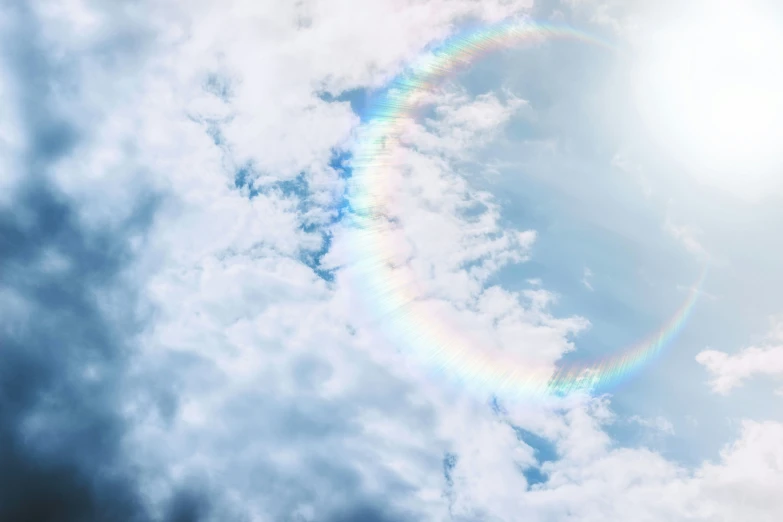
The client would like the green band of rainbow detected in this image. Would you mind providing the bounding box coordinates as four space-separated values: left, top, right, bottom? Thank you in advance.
347 17 706 398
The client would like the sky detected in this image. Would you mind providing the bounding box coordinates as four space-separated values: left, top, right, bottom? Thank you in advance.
2 0 783 521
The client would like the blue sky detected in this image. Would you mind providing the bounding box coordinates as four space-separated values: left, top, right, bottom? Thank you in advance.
3 0 783 521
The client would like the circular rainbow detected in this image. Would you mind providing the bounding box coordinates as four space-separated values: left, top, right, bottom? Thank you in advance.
346 17 706 398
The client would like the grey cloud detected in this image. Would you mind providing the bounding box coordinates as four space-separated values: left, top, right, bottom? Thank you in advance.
0 152 151 522
322 504 409 522
0 3 202 521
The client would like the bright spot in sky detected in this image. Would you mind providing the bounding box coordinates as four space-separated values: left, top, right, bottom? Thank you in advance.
634 1 783 200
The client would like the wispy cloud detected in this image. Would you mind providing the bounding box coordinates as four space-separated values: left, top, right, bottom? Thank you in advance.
629 415 676 435
582 266 595 291
664 211 709 260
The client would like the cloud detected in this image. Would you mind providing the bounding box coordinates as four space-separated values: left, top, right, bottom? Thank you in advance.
62 1 578 520
0 186 159 522
629 415 676 435
694 420 783 522
0 3 191 520
500 400 783 522
696 317 783 394
664 209 709 260
7 1 783 522
128 71 590 520
582 266 594 291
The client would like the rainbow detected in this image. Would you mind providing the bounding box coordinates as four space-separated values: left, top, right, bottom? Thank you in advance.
345 17 706 398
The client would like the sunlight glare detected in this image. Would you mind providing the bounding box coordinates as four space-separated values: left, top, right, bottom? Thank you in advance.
634 0 783 200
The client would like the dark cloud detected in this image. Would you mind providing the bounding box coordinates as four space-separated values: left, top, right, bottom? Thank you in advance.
0 183 152 522
164 489 212 522
323 504 407 522
0 3 201 522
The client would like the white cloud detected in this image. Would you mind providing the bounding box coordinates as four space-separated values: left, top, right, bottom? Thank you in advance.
508 404 783 522
629 415 675 435
582 266 594 291
131 76 593 519
697 317 783 394
664 209 709 260
694 420 783 522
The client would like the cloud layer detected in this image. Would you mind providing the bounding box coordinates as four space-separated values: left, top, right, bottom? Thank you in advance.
3 1 783 521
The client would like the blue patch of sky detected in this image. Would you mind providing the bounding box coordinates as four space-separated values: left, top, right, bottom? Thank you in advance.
512 426 558 487
510 427 558 465
301 151 354 281
489 396 558 487
231 149 354 282
319 88 372 122
233 164 259 197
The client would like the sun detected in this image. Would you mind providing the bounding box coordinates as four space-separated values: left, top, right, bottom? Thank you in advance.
633 0 783 200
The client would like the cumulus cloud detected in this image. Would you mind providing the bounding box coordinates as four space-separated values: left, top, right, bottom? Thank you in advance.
17 0 572 520
129 61 589 521
697 318 783 394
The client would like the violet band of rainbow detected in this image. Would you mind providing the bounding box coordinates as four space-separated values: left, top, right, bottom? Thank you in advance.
346 17 707 397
